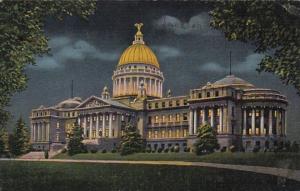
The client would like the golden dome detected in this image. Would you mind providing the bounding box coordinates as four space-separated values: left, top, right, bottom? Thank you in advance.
118 44 160 68
118 23 160 68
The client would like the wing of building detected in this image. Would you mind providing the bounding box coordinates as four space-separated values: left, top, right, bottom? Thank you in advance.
30 23 288 152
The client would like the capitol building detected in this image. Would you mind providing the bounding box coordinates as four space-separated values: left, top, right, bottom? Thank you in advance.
30 24 288 152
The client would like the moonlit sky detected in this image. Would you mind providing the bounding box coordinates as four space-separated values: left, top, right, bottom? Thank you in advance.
7 2 300 141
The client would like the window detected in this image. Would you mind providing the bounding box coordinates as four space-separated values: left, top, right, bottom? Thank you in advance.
169 101 173 107
87 117 90 122
162 102 165 108
155 116 159 123
56 133 60 142
148 131 152 139
56 122 60 129
176 114 180 122
161 130 165 138
121 115 125 121
207 92 210 97
162 115 166 123
148 116 152 124
112 115 116 120
182 113 188 121
100 116 103 120
148 103 152 109
169 114 173 122
198 93 202 98
106 115 109 120
154 131 158 138
176 129 180 137
176 100 180 107
183 99 188 105
215 91 219 97
183 129 188 137
168 129 172 137
155 103 159 109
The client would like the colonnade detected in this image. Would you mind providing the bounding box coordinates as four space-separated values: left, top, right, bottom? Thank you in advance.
242 108 286 136
113 76 163 98
31 122 50 142
79 112 125 139
189 107 228 135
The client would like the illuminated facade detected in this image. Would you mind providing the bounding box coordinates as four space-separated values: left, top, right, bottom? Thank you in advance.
30 24 288 152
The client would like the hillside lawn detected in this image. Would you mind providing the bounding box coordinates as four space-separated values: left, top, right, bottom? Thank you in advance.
55 152 300 170
0 160 300 191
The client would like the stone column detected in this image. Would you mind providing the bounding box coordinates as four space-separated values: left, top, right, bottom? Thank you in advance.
202 108 206 124
89 116 93 139
96 114 99 138
149 78 152 95
219 107 223 134
102 113 105 137
260 109 265 135
189 110 193 135
83 116 87 137
129 77 133 94
124 78 127 94
251 109 255 135
243 109 247 135
34 124 38 142
284 110 287 136
193 109 197 134
160 81 163 97
210 108 214 127
109 113 113 138
268 109 273 136
37 123 40 141
31 123 34 142
276 110 280 135
47 123 50 141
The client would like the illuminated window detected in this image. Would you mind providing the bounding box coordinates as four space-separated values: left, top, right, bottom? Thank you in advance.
106 115 109 120
183 99 188 105
208 110 212 117
100 116 103 120
155 116 160 123
148 131 152 139
162 115 166 123
87 117 90 122
56 133 60 142
162 130 165 138
154 131 158 138
176 129 180 137
121 115 125 121
183 129 187 137
217 108 220 116
56 122 60 129
168 129 172 137
105 129 109 137
255 110 260 117
169 115 173 122
176 114 180 122
112 115 115 120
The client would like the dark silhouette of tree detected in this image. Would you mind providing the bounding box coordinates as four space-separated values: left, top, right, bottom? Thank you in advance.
194 123 219 155
210 1 300 94
10 117 30 156
67 123 84 156
119 124 145 155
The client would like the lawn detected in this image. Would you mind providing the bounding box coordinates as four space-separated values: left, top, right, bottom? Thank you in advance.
0 160 299 191
55 152 300 170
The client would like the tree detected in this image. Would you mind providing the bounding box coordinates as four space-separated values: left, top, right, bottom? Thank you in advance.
10 117 30 156
210 1 300 94
193 123 219 155
67 123 84 156
0 128 9 155
0 0 96 128
119 124 145 155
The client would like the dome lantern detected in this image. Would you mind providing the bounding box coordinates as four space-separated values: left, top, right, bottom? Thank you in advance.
133 23 144 45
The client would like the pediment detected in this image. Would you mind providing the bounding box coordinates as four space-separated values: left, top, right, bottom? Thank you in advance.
76 96 109 108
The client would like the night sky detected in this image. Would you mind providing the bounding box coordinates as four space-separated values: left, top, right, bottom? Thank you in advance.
7 2 300 141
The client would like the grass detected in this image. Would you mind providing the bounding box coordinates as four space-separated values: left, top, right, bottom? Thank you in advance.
55 152 300 170
0 160 299 191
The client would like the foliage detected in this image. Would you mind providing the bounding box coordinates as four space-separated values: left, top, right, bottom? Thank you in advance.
90 149 98 154
101 149 107 153
0 0 96 127
67 123 84 156
9 117 30 156
0 127 9 155
193 123 219 155
44 150 49 159
210 1 300 94
119 124 145 155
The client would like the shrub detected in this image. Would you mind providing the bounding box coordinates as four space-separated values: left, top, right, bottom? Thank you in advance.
151 149 156 153
146 147 152 153
101 149 107 153
163 148 169 153
220 147 227 152
157 147 163 153
174 146 180 153
183 147 190 152
229 145 236 153
61 148 67 154
170 146 175 152
90 149 98 153
253 145 260 153
111 149 117 153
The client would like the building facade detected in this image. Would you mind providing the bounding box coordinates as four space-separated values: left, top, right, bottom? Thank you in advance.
30 24 288 152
